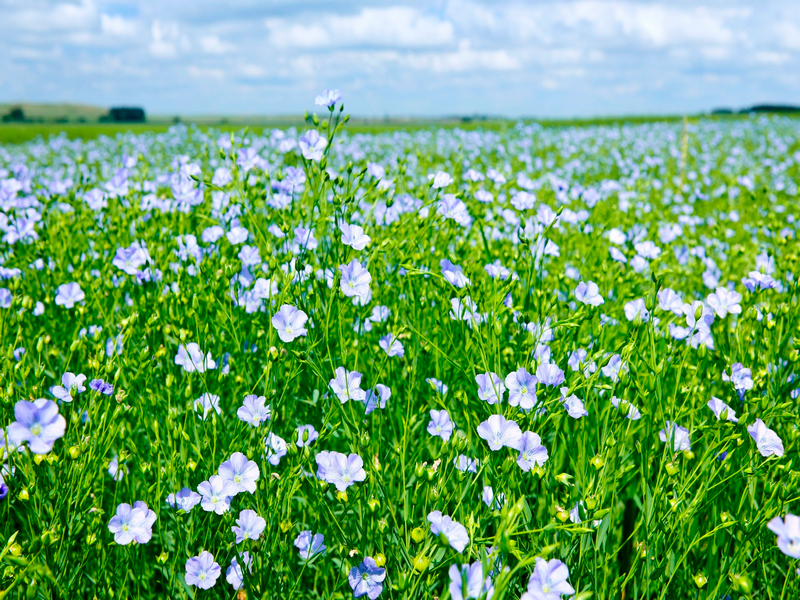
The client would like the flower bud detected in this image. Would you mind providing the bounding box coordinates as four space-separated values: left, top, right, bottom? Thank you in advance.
367 498 381 513
730 572 752 594
336 490 348 503
555 473 572 485
411 527 425 543
374 553 386 568
68 446 80 459
590 455 604 470
18 489 30 501
693 574 707 588
412 554 429 572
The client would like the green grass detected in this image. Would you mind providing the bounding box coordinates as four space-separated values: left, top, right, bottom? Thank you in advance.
1 109 799 599
1 113 773 146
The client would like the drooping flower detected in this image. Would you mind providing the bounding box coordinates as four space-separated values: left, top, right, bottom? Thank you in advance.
364 384 391 414
535 363 565 388
185 551 221 590
601 354 627 382
521 558 575 600
477 415 522 451
707 397 738 422
379 333 405 357
723 363 754 400
299 130 327 161
349 556 386 599
194 393 221 420
516 432 549 471
232 509 266 543
481 486 505 511
441 259 471 288
296 424 319 447
294 530 327 560
225 552 253 590
454 454 478 473
428 511 470 552
175 342 216 374
330 367 367 403
476 372 505 405
340 222 371 250
610 396 641 420
767 514 800 559
747 419 784 457
264 432 288 466
219 452 260 494
659 421 691 452
271 304 308 342
706 287 742 318
108 455 127 481
449 562 494 600
51 372 87 402
166 487 202 513
427 409 453 442
427 378 449 395
7 399 66 454
562 394 588 419
575 281 604 306
315 88 342 107
430 171 454 189
90 378 114 395
624 298 649 322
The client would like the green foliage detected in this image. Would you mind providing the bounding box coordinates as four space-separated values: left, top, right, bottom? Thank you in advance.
1 111 799 599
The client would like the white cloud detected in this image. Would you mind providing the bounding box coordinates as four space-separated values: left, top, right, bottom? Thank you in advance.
265 7 455 49
774 22 800 51
753 51 791 65
188 65 226 80
101 14 139 38
402 40 521 73
238 64 269 79
0 0 797 117
149 20 188 59
5 0 98 33
199 34 235 54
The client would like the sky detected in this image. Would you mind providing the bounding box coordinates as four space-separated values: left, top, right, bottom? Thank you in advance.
1 0 799 118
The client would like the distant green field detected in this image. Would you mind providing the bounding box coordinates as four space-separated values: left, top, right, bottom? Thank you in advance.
0 112 785 145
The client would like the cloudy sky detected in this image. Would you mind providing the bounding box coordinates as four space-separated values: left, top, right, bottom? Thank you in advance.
1 0 798 118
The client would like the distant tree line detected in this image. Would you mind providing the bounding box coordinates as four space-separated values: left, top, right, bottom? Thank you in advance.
2 106 146 123
711 104 800 115
100 107 147 123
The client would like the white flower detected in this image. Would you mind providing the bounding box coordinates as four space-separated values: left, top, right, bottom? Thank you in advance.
747 419 784 457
